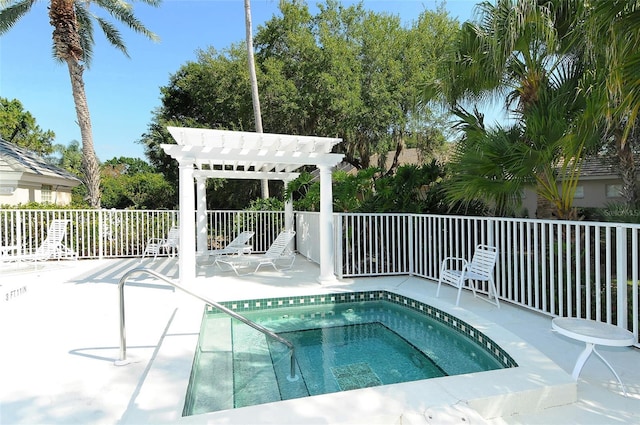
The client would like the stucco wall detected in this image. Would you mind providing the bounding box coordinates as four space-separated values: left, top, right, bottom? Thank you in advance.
0 186 74 206
522 178 632 218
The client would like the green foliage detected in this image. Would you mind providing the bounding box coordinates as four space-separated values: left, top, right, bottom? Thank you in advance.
445 107 531 216
247 197 285 211
103 157 154 174
0 97 55 155
100 157 175 209
430 0 615 219
0 201 86 209
286 172 320 212
204 180 283 210
363 162 453 213
288 162 456 214
48 140 84 178
101 172 174 209
140 0 458 203
332 168 377 212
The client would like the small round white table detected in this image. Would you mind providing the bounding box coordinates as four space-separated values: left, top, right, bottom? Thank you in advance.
552 317 636 396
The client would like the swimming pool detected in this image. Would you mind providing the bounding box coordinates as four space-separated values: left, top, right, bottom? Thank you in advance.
183 290 517 416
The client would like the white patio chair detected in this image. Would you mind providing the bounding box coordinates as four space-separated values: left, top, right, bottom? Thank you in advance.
208 231 254 259
141 226 180 261
1 219 76 263
436 244 500 308
214 230 296 275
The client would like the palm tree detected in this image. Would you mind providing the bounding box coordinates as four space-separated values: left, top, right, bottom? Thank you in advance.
577 0 640 207
432 0 590 218
0 0 159 207
445 107 530 216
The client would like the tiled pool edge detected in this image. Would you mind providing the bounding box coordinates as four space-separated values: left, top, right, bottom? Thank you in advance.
207 290 517 369
126 286 577 424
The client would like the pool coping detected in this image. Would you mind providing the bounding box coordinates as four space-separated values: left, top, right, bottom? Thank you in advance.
121 280 577 424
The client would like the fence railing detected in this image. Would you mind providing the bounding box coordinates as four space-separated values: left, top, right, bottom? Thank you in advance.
318 212 639 345
0 209 284 259
2 208 638 344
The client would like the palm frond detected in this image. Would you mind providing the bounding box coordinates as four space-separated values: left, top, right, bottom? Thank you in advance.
75 4 95 65
95 0 159 42
446 120 530 215
96 17 128 56
0 0 36 34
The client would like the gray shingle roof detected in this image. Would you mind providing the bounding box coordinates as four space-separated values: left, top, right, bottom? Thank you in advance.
578 154 639 178
0 138 81 183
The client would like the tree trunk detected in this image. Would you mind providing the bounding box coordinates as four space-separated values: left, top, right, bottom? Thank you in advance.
67 60 101 207
244 0 269 199
615 129 638 207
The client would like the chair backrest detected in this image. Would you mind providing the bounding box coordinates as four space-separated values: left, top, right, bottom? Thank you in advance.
46 219 69 243
265 230 296 257
468 244 498 279
37 219 69 249
228 231 255 248
165 226 180 248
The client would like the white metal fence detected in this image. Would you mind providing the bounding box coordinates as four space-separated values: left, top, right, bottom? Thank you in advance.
2 208 638 344
0 209 284 259
313 212 638 344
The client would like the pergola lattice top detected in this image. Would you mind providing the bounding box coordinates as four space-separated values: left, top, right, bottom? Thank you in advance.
163 127 344 180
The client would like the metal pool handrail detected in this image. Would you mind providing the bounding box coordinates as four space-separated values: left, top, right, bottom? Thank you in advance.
116 267 298 381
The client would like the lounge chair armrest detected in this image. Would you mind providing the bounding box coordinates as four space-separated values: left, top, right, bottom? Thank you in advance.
440 256 468 271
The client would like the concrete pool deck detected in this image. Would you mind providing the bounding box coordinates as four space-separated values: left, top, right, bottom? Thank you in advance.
1 256 638 424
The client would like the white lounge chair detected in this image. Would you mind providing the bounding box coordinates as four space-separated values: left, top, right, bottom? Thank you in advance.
214 230 296 275
436 244 500 307
141 226 180 261
1 219 76 263
208 231 254 258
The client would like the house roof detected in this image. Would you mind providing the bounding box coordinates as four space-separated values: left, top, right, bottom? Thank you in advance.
0 138 81 185
579 155 618 177
577 153 639 180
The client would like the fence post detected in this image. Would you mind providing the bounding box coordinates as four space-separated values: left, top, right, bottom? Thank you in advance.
408 215 414 276
98 209 104 259
16 210 22 253
335 213 343 279
616 226 628 329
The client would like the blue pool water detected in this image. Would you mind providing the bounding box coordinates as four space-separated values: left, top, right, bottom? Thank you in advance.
183 291 516 416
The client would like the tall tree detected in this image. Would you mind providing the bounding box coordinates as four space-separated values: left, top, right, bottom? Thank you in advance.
0 97 55 155
255 0 456 171
243 0 269 198
0 0 160 207
141 1 457 205
577 0 640 207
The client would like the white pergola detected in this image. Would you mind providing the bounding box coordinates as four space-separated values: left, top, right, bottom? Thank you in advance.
162 126 344 283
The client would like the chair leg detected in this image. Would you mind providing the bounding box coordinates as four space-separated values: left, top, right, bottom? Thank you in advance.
489 277 500 308
455 282 462 306
468 279 478 298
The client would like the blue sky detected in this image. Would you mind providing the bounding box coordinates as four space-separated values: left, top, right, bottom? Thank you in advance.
1 0 479 161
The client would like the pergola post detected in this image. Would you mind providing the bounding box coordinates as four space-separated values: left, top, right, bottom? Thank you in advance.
318 164 337 283
284 178 294 231
196 176 208 257
178 162 196 282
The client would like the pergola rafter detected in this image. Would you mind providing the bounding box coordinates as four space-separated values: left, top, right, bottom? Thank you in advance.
163 126 344 283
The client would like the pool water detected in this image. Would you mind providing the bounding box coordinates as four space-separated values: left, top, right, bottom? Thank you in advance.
183 293 514 416
271 322 445 395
